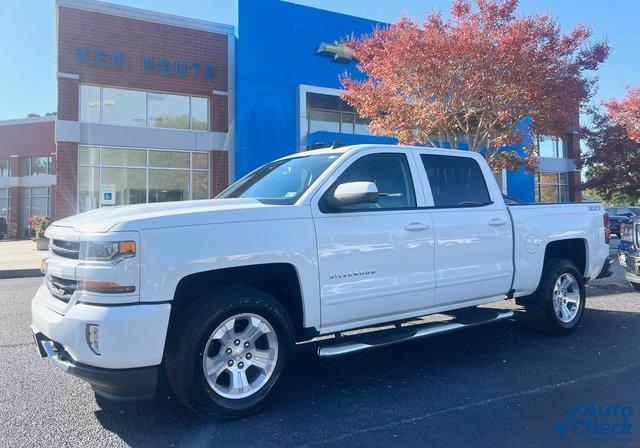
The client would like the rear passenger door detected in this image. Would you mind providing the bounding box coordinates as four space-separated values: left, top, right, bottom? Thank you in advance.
413 151 513 306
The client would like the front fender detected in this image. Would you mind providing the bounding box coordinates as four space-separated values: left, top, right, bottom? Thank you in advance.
137 219 321 329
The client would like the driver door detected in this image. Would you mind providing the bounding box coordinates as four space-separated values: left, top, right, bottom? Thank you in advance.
312 149 436 330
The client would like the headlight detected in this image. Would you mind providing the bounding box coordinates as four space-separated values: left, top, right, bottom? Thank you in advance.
79 241 136 262
621 223 634 242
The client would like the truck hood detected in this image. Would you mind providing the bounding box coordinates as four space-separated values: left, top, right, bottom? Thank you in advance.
49 198 309 234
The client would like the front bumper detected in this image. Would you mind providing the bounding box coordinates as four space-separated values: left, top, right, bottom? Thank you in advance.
617 243 640 284
32 330 158 400
31 283 171 400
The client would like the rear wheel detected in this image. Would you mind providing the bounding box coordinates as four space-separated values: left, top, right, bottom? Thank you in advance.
524 258 586 336
165 287 294 419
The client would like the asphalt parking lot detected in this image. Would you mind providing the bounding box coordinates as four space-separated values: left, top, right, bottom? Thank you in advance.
0 249 638 447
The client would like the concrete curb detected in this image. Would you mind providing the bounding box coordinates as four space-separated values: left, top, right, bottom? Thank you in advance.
0 269 43 280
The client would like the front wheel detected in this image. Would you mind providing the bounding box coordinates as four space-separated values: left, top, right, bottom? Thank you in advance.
165 287 294 419
524 258 586 336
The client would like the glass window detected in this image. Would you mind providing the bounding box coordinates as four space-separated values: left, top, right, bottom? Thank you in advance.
79 147 100 166
102 87 147 127
534 172 571 203
493 169 507 194
149 150 190 169
31 157 49 175
148 92 190 129
80 84 210 131
101 147 146 167
559 184 569 202
78 167 99 212
536 135 567 158
148 169 190 203
192 152 209 170
21 187 51 237
306 92 372 136
0 188 8 218
355 115 371 135
537 135 556 158
80 84 101 123
78 145 210 211
220 154 340 204
309 110 341 133
30 196 48 217
101 167 147 206
307 93 343 110
191 97 209 130
192 171 209 200
558 139 567 158
341 112 355 133
327 153 417 211
420 154 491 207
21 158 30 176
0 158 9 177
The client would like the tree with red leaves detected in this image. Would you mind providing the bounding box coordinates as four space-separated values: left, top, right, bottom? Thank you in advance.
341 0 609 171
581 102 640 204
605 86 640 144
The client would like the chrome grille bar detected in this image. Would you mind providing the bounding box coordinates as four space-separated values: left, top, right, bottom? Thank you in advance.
50 239 80 259
46 275 77 302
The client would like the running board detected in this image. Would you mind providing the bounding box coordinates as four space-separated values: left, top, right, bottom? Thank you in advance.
317 309 514 358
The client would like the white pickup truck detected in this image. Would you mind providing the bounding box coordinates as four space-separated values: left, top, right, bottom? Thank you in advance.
32 144 612 418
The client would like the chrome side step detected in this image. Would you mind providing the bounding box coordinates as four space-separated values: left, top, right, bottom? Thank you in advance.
317 310 514 358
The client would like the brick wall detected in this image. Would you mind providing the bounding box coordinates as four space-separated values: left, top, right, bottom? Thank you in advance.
57 77 79 121
57 5 229 132
565 110 583 202
0 120 56 158
8 187 21 239
566 130 582 202
210 151 229 197
54 142 78 220
5 158 20 238
210 94 229 133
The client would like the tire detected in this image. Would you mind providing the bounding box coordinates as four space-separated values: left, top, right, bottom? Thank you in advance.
165 287 294 419
524 258 586 336
630 282 640 292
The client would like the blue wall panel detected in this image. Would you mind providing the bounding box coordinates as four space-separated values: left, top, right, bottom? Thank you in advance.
236 0 382 178
235 0 536 202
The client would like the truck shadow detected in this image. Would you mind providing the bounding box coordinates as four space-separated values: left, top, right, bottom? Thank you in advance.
93 307 640 448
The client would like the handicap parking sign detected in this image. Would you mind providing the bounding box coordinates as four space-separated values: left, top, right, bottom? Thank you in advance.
101 185 116 205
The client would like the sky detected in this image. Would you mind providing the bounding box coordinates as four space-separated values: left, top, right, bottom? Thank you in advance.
0 0 638 122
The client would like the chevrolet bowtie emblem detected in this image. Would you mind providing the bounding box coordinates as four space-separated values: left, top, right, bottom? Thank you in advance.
316 42 354 62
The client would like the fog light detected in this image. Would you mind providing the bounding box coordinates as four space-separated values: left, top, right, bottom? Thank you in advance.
86 324 101 355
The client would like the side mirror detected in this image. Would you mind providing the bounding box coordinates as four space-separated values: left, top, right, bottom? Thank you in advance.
330 181 379 209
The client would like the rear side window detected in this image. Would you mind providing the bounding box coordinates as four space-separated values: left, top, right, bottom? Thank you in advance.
420 154 491 207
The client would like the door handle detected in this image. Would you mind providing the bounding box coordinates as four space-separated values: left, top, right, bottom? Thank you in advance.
488 218 508 227
405 222 429 232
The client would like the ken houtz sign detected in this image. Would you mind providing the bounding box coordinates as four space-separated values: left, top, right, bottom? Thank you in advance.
75 48 215 81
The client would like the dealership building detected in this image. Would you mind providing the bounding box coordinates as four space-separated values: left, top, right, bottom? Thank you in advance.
0 0 582 238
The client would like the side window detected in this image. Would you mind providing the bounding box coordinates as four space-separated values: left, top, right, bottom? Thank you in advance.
420 154 491 207
322 153 416 212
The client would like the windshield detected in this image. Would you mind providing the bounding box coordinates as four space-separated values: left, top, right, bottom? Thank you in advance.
217 153 341 204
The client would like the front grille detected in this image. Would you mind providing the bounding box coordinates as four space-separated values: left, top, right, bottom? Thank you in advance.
50 239 80 259
46 275 78 302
